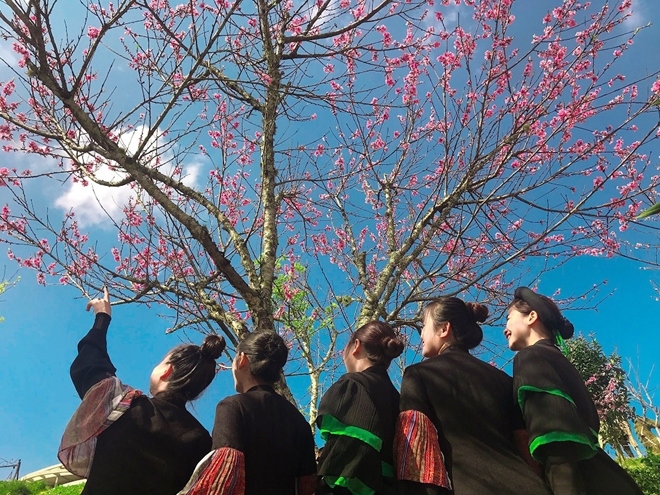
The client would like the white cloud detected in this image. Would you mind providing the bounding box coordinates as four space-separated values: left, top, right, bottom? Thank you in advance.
53 162 131 227
0 43 20 69
624 0 647 30
54 126 205 228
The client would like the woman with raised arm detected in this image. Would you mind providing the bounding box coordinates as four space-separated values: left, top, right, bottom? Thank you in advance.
396 296 551 495
180 330 317 495
316 320 404 495
58 287 226 495
506 286 642 495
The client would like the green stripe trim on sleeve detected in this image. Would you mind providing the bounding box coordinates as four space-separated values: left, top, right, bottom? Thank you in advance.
324 475 375 495
381 461 394 479
319 414 383 451
528 430 599 462
517 384 576 412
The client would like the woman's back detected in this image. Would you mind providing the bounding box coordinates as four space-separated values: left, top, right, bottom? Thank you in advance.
83 394 210 495
317 366 400 495
212 384 317 495
60 291 224 495
400 347 551 495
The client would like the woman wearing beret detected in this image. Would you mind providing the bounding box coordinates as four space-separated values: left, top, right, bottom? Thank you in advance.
506 287 642 495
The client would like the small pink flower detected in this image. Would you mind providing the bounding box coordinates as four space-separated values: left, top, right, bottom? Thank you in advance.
87 26 100 39
652 80 660 95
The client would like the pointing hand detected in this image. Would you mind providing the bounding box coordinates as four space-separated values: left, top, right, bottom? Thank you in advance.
86 286 111 316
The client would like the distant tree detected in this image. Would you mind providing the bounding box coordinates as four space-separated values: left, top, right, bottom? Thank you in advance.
0 0 659 412
567 334 637 457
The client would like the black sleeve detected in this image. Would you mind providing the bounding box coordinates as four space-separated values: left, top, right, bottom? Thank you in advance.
316 376 381 482
511 393 526 431
70 313 117 399
513 348 598 463
542 444 587 495
297 413 317 476
212 397 245 452
399 367 433 418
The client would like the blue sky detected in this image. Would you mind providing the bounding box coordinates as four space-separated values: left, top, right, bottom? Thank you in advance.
2 0 660 479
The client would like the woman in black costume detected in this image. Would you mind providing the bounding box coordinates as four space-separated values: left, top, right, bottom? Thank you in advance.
58 287 225 495
396 296 551 495
181 331 317 495
506 286 642 495
316 320 404 495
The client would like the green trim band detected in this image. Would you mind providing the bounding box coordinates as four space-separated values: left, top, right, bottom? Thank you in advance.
324 475 375 495
319 415 383 451
517 385 576 412
529 431 598 462
381 461 394 479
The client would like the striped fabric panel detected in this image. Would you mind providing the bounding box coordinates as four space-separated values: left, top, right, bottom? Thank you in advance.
394 410 451 489
58 376 143 477
178 447 246 495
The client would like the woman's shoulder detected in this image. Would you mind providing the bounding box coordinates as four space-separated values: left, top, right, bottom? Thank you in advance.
404 352 462 374
514 339 561 366
322 372 365 399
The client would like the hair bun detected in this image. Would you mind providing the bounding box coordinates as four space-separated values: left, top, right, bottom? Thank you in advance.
200 334 226 360
465 302 489 323
559 317 574 339
382 335 405 358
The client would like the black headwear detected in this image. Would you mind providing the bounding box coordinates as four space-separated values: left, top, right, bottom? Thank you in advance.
514 287 574 339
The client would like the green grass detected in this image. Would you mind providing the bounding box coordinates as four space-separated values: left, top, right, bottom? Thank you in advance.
0 481 83 495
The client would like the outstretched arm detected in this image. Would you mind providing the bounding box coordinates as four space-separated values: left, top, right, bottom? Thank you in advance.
70 287 117 399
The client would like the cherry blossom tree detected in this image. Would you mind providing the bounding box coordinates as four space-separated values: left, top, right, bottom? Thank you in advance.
0 0 659 413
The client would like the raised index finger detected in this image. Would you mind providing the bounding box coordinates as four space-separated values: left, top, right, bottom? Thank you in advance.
103 286 110 302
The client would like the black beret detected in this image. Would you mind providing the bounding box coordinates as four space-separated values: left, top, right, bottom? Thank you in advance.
514 287 574 339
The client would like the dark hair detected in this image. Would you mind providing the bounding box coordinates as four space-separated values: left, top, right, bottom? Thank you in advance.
509 287 574 339
423 297 488 350
347 320 404 368
237 331 288 384
167 334 226 401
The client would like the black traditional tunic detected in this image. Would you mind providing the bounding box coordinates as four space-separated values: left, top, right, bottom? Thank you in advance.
68 313 212 495
316 365 399 495
212 384 317 495
398 346 552 495
513 339 642 495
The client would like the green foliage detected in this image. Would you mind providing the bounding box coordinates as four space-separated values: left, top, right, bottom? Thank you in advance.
271 258 347 342
567 334 633 455
0 481 47 495
0 482 83 495
622 455 660 495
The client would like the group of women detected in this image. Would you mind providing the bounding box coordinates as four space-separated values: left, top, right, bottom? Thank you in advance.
57 287 642 495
